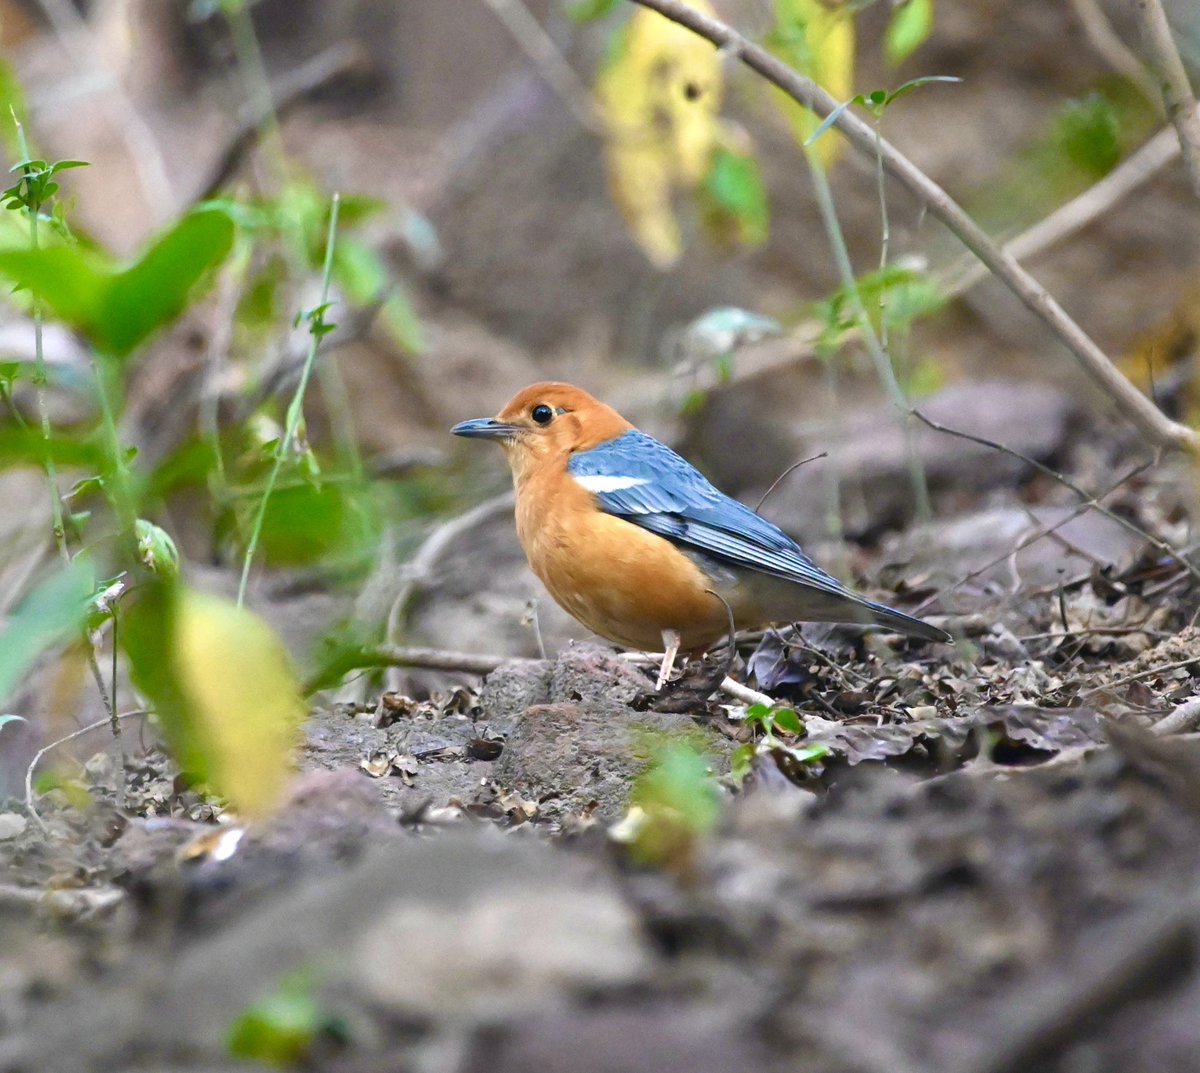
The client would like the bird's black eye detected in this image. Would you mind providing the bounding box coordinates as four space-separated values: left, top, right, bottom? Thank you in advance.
531 403 554 426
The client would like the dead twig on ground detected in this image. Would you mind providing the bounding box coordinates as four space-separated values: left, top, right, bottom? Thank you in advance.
1152 695 1200 736
1078 655 1200 699
626 0 1200 453
370 643 774 706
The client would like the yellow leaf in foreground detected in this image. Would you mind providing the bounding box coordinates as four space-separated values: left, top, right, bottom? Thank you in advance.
127 584 306 818
597 2 723 267
771 0 856 168
172 589 305 817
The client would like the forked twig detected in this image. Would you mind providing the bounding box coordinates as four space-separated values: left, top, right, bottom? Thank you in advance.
1134 0 1200 200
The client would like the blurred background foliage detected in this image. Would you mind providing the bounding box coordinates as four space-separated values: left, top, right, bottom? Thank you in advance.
0 0 1197 811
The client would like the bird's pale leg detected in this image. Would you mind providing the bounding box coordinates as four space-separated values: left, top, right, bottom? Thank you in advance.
657 628 681 690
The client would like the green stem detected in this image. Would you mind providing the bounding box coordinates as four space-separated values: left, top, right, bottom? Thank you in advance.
90 357 137 534
225 1 288 184
237 192 342 607
13 118 69 561
806 150 931 521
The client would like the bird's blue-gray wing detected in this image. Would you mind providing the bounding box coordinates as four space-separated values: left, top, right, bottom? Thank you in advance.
567 430 853 600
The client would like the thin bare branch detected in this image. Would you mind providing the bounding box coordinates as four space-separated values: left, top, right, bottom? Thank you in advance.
1068 0 1161 105
625 0 1200 453
25 710 148 833
909 409 1200 586
194 42 372 202
1135 0 1200 200
754 451 828 511
479 0 604 132
942 127 1181 299
916 460 1155 611
33 0 176 220
1079 654 1200 699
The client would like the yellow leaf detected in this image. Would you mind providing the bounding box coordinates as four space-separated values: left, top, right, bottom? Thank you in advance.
770 0 856 167
173 589 305 816
127 583 306 818
597 3 723 267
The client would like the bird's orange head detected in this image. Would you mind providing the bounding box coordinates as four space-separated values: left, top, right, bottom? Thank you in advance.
451 382 633 485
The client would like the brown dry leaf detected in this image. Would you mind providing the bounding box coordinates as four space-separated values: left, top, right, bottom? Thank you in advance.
986 706 1108 752
360 751 394 778
596 1 723 267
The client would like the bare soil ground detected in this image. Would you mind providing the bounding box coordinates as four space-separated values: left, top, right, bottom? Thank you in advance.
4 479 1200 1072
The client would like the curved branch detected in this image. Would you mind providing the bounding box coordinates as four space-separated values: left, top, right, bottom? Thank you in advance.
626 0 1200 454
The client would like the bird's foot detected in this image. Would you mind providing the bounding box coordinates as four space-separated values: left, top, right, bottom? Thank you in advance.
656 629 682 690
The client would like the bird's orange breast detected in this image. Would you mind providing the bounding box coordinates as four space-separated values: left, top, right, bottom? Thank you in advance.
514 468 730 651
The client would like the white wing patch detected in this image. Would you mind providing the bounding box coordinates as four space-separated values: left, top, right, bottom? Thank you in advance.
573 474 650 493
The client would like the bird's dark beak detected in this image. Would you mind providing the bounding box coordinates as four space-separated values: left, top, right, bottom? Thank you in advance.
451 417 523 441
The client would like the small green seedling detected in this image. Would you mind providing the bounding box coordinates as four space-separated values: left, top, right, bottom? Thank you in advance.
731 703 831 785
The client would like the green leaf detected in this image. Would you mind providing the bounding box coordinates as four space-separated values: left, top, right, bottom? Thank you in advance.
0 205 235 359
0 560 93 704
729 742 755 785
883 75 961 108
885 0 934 66
0 63 29 159
772 707 804 735
780 742 832 764
1057 93 1121 178
0 245 107 326
805 95 864 145
102 206 236 356
702 144 769 247
135 519 181 579
227 973 342 1066
382 290 424 354
678 306 782 363
0 426 107 471
240 480 380 568
332 238 386 305
625 741 722 867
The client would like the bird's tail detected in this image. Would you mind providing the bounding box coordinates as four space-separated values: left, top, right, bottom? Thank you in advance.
860 598 952 643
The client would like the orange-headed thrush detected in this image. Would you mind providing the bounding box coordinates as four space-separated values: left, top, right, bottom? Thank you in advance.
452 383 950 660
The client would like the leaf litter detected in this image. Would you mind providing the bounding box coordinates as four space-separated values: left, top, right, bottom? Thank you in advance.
6 447 1200 1071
